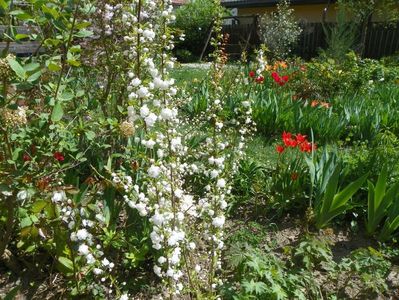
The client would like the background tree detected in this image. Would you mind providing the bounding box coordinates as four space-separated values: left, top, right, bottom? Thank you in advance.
337 0 399 56
174 0 222 61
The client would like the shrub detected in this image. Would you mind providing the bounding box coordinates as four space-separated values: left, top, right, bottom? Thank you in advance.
322 9 358 62
258 0 302 58
175 48 196 63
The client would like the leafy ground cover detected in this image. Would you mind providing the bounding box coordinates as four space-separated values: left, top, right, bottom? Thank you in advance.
172 57 399 299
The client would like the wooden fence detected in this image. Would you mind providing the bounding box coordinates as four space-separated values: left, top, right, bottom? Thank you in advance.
0 25 43 56
222 18 399 60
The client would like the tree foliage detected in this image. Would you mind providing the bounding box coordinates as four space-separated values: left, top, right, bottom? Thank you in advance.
338 0 399 23
174 0 221 57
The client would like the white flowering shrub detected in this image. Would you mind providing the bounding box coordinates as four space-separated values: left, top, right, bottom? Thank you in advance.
258 0 303 58
0 0 255 298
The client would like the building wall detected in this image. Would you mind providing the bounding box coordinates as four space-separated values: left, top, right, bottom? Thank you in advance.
237 4 338 23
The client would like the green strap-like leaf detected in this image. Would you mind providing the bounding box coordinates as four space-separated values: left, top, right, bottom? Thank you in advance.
320 166 340 215
374 165 388 210
331 172 368 211
367 181 376 234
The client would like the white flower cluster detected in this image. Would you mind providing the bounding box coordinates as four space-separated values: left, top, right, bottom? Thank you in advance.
176 0 255 292
52 187 118 294
256 49 267 75
110 0 195 296
73 0 255 297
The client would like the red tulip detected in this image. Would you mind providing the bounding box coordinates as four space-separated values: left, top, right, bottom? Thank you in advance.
276 145 285 154
296 134 307 144
299 142 312 153
255 75 264 83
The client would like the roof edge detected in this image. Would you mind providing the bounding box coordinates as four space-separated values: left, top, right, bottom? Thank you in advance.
222 0 335 8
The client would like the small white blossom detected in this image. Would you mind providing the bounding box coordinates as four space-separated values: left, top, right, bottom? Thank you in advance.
137 86 149 98
216 178 226 188
148 165 161 178
212 215 225 228
76 229 89 241
78 244 90 255
52 191 65 203
17 190 28 201
145 113 157 127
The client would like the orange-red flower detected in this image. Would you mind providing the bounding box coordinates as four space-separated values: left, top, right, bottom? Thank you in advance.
278 61 288 69
320 101 331 108
249 71 255 78
272 72 289 86
280 132 317 153
311 100 319 107
276 145 285 154
296 134 307 144
291 172 299 181
282 131 297 147
53 152 65 162
255 75 264 83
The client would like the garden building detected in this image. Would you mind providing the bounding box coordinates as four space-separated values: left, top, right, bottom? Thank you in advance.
221 0 338 23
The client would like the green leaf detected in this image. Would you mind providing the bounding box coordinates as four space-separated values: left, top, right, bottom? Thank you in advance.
0 0 9 10
331 173 368 211
317 166 340 219
27 70 42 82
75 29 93 38
316 171 368 228
242 279 267 295
69 45 81 53
366 166 397 235
24 62 40 72
367 180 376 233
4 286 20 300
58 256 74 272
6 57 26 79
9 9 32 20
12 147 22 160
15 33 29 40
47 62 62 72
374 165 388 209
20 217 33 228
44 38 62 47
75 21 91 30
51 101 63 122
76 89 85 97
59 91 74 101
85 131 95 141
32 200 48 213
379 216 399 241
41 5 59 19
67 59 81 67
106 156 112 172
